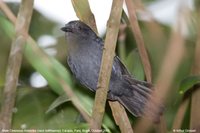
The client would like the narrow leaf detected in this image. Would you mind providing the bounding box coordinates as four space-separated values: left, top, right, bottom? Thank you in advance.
46 94 70 114
179 75 200 94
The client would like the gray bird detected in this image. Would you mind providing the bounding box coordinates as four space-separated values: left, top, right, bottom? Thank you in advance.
61 20 152 116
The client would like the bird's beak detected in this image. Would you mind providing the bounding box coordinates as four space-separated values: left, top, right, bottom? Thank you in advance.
61 27 73 32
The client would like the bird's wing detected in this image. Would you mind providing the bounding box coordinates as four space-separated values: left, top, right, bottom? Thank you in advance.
95 37 131 77
113 56 152 87
113 56 132 76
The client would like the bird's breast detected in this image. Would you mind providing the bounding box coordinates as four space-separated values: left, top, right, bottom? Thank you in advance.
67 42 102 90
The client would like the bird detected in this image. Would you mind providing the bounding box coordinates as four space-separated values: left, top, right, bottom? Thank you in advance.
61 20 153 117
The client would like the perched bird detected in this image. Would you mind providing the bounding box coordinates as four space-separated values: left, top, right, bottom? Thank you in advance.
61 20 153 117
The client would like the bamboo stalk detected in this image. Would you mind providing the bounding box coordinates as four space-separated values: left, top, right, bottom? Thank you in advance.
125 0 152 83
0 0 34 130
90 0 124 130
109 101 133 133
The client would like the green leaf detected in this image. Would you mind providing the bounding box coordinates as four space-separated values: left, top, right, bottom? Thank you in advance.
46 94 70 114
179 75 200 94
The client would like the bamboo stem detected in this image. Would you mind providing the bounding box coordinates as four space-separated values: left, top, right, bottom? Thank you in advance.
90 0 124 130
0 0 34 130
125 0 152 83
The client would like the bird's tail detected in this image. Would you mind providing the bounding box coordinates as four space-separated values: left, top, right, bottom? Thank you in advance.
118 76 153 117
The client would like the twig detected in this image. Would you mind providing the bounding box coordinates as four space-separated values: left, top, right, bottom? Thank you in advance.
0 1 91 124
125 0 152 82
109 101 133 133
125 0 165 132
0 0 34 130
90 0 124 130
135 8 186 133
0 0 16 24
135 30 185 133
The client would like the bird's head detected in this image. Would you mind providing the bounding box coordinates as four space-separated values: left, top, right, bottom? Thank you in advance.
61 20 97 39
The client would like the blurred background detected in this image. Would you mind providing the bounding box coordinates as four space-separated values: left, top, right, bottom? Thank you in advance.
0 0 199 132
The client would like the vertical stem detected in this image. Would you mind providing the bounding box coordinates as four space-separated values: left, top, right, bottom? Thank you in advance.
109 101 134 133
90 0 123 130
0 0 34 130
125 0 152 82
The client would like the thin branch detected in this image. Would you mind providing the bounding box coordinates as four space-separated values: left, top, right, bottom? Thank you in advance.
109 101 133 133
0 0 34 130
90 0 124 130
125 0 152 83
125 0 167 132
0 1 91 124
135 8 187 133
0 0 16 24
